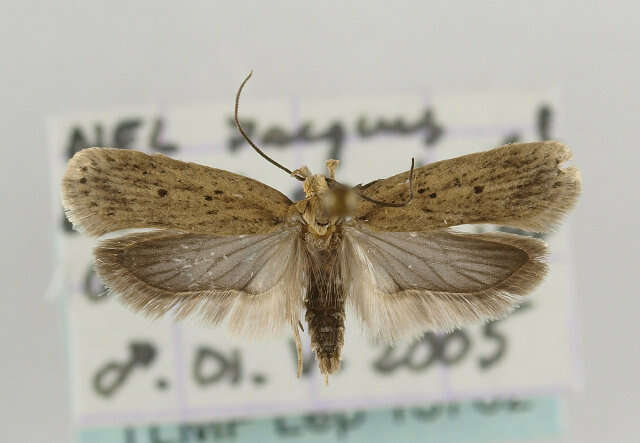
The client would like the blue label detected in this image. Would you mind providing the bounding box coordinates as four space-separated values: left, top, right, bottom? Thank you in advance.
77 396 560 443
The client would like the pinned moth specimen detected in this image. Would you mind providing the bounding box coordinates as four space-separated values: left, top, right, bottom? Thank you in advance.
61 73 581 384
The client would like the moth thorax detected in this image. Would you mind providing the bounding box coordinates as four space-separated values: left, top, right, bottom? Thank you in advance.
304 230 334 250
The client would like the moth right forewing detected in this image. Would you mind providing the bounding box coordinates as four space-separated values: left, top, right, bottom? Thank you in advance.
62 148 293 236
355 141 581 233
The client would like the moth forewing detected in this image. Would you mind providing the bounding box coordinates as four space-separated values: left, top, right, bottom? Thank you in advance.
354 141 581 233
61 148 293 237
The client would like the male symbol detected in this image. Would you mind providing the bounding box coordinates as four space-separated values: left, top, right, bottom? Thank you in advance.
93 341 157 398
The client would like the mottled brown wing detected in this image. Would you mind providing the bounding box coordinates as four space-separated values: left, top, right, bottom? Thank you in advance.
341 226 547 343
62 148 293 236
354 142 581 233
94 228 306 336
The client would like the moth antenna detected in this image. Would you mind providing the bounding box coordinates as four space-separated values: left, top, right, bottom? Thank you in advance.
355 157 415 207
234 71 305 181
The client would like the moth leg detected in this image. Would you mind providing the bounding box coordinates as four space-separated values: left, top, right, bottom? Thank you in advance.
293 322 303 378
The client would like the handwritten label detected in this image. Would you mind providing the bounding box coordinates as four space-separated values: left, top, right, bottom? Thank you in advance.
47 92 580 430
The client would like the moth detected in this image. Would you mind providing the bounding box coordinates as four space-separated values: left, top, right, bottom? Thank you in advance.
61 73 581 384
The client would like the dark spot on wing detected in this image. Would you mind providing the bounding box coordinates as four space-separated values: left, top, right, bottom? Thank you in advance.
157 189 168 197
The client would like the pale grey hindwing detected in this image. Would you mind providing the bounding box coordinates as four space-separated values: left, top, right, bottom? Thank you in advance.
340 226 547 342
95 227 307 336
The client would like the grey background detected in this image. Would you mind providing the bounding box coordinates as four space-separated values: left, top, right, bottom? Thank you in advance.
1 1 638 442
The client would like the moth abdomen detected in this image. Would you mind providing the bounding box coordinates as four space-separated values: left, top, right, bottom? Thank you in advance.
305 296 346 380
303 228 346 382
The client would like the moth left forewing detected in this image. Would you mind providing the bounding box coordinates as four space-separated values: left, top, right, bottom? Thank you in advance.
94 227 305 337
341 226 547 343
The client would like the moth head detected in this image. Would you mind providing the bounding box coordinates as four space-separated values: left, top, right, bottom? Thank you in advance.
290 160 358 235
309 161 356 207
301 172 329 198
233 74 414 211
298 189 358 235
293 160 339 197
320 185 358 218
